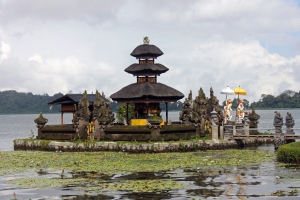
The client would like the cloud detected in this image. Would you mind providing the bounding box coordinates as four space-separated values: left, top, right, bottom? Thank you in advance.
0 0 300 104
28 54 43 63
0 0 125 25
0 42 10 61
160 36 300 102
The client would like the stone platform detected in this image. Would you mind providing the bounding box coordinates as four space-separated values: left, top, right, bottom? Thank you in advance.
13 138 270 153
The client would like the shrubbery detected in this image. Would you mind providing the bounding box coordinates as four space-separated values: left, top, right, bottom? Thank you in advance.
277 142 300 164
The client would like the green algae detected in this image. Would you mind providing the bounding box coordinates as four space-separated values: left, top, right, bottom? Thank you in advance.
6 178 184 193
0 150 275 176
6 177 87 189
0 149 276 195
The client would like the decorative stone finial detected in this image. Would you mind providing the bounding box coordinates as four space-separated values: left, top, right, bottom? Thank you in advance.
143 36 150 44
34 112 48 129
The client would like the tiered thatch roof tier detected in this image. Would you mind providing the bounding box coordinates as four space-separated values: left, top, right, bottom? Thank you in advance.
124 63 169 76
110 82 184 102
130 44 164 58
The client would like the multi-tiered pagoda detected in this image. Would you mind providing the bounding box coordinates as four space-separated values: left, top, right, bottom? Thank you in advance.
111 37 184 125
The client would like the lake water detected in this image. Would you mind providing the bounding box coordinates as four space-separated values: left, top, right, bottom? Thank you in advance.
1 110 300 199
0 109 300 151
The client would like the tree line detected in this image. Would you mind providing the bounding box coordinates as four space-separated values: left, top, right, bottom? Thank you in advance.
0 90 184 114
1 89 298 114
0 90 64 114
250 90 300 108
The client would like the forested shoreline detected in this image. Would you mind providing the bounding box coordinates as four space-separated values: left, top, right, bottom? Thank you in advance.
250 90 300 109
0 89 299 114
0 90 183 114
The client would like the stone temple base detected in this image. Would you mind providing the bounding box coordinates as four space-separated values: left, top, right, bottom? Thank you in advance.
36 124 198 141
13 138 263 152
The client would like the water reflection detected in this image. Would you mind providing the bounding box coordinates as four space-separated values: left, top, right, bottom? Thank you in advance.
2 156 300 199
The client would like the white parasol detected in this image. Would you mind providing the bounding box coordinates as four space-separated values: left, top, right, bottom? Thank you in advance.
220 86 234 101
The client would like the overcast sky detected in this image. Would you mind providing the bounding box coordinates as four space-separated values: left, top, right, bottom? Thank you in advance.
1 0 300 103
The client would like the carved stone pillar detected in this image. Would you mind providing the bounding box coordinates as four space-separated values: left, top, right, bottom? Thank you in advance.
147 116 163 141
224 124 233 140
236 123 245 135
72 90 91 140
248 108 260 135
273 112 285 150
34 113 48 139
99 124 108 140
211 125 218 140
285 112 295 135
210 108 218 138
244 124 249 136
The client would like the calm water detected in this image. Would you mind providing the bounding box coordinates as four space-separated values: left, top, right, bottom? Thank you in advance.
1 110 300 199
0 110 300 151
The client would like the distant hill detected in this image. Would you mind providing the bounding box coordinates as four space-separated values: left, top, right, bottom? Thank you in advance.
4 89 299 114
250 90 300 109
0 90 64 114
0 90 184 114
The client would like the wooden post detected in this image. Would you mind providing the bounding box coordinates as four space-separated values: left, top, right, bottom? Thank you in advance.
126 103 129 125
165 102 168 123
61 112 64 125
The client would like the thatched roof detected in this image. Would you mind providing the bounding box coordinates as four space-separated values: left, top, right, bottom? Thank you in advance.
110 82 184 102
130 44 164 58
48 94 109 105
124 63 169 75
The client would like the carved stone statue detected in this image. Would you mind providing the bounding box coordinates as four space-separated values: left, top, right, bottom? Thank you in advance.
248 108 260 135
285 112 295 135
273 111 283 126
207 87 223 125
92 90 115 139
73 90 90 122
191 87 208 136
273 111 285 150
179 87 224 137
223 99 232 124
72 90 91 139
179 90 193 124
93 90 105 118
236 100 245 124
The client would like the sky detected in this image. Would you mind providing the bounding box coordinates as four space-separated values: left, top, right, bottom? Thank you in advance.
1 0 300 104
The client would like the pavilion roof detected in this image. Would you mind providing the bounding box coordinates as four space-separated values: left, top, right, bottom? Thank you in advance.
130 44 164 58
48 94 109 105
110 82 184 102
124 63 169 75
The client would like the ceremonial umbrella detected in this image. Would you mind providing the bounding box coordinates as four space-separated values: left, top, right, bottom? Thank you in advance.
234 85 247 100
220 86 234 101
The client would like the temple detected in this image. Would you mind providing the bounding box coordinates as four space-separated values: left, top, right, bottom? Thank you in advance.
32 37 214 142
110 37 184 125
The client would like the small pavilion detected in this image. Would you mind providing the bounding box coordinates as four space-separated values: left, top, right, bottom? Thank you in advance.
110 37 184 125
48 93 108 124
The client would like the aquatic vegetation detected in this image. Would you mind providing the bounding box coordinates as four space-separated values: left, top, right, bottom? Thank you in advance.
86 180 184 193
271 188 300 196
0 149 276 195
0 150 274 176
7 177 184 193
277 142 300 164
6 177 86 189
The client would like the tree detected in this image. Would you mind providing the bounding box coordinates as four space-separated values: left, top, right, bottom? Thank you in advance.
250 90 300 108
243 99 249 108
116 103 135 123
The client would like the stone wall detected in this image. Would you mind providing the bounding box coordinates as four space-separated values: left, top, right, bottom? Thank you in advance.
13 138 267 152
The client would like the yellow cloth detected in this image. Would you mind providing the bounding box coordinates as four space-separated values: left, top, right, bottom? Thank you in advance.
130 119 165 126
